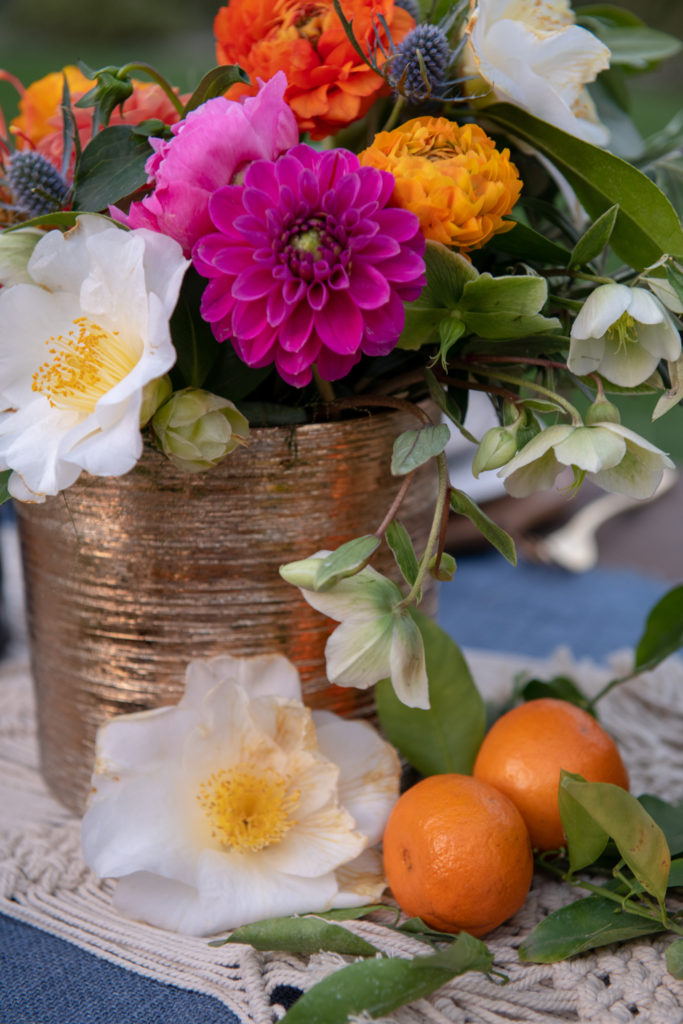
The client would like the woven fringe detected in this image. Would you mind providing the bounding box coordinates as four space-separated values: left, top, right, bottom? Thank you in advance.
2 649 683 1024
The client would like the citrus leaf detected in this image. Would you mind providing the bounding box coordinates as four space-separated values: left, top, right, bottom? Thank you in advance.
375 610 486 776
0 470 11 505
637 795 683 857
183 65 250 114
666 939 683 979
211 915 379 956
72 126 152 210
484 103 683 269
391 424 450 476
519 895 665 963
281 931 493 1024
311 905 390 922
487 220 572 265
634 584 683 670
558 772 610 870
449 488 517 566
668 858 683 889
386 520 420 587
521 675 593 712
314 535 381 591
569 205 619 268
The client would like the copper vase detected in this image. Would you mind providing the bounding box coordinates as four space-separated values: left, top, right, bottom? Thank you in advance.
16 408 438 813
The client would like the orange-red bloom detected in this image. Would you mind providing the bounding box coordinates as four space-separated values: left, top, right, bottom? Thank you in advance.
10 66 182 177
214 0 414 140
359 116 522 251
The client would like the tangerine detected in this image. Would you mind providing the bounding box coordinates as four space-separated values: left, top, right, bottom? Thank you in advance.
382 773 533 937
473 697 629 851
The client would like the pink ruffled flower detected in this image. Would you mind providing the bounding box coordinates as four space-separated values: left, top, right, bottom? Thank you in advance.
112 73 298 256
192 145 426 388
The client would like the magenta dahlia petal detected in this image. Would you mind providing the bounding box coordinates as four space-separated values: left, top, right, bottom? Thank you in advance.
316 347 362 381
315 291 364 354
233 264 277 301
279 301 314 352
347 263 391 310
200 277 237 324
233 298 269 339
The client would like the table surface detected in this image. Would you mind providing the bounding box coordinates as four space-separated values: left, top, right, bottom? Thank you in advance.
0 553 675 1024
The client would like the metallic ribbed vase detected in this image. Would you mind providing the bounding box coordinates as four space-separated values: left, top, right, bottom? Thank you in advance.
16 409 437 814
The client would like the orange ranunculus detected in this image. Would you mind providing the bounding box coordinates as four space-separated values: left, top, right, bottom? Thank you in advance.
10 66 183 177
214 0 414 140
359 117 522 251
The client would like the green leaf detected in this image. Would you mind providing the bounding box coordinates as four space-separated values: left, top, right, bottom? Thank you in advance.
314 535 381 590
487 219 572 265
484 103 683 269
423 240 478 306
72 126 152 210
449 488 517 566
211 915 379 956
183 65 250 114
438 316 466 364
0 470 12 505
458 274 560 339
559 774 671 908
375 610 486 776
635 585 683 670
521 675 593 712
424 370 477 443
519 895 666 963
665 264 683 308
169 267 220 390
5 211 93 232
583 22 682 68
386 520 420 587
666 939 683 979
281 931 493 1024
668 858 683 889
558 773 611 869
637 796 683 857
391 424 450 476
569 205 619 268
311 905 389 922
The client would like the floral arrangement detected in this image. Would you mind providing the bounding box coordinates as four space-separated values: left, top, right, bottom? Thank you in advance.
2 0 683 1015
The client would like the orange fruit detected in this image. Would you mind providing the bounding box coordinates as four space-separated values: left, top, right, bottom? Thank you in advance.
382 773 533 936
473 697 629 851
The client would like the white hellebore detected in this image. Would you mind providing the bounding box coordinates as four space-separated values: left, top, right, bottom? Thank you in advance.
81 653 400 936
569 284 682 387
0 214 188 501
498 422 674 500
280 553 429 710
466 0 611 145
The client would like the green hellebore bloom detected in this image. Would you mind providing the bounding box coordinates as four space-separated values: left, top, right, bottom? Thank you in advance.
0 227 44 286
152 387 249 472
280 553 429 709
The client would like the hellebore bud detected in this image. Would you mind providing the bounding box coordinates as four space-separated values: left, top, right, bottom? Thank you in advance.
472 426 518 477
152 387 249 472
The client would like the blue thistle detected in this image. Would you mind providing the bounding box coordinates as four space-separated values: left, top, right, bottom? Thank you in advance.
6 151 69 217
387 24 452 102
395 0 421 23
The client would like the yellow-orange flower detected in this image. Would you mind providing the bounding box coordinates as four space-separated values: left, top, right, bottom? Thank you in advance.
214 0 414 140
10 66 182 176
359 117 522 251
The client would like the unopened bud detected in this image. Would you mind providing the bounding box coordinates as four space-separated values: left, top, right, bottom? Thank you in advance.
139 374 172 426
585 397 620 425
152 387 249 472
472 427 518 477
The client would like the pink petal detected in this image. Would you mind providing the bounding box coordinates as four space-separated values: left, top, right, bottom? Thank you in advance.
278 300 315 352
314 291 363 354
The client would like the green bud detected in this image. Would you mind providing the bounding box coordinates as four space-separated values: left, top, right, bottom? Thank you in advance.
585 397 621 425
152 388 250 472
279 556 324 589
429 551 456 582
472 427 518 477
139 374 172 427
0 227 43 286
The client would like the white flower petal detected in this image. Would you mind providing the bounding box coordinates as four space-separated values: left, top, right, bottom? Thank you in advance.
324 614 394 688
626 287 667 325
637 320 682 364
260 800 366 877
571 284 630 340
566 334 605 377
333 847 388 908
295 565 402 622
554 425 626 473
389 614 429 709
596 335 662 388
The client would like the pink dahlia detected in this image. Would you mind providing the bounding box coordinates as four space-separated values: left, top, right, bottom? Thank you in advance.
192 144 426 388
112 72 298 256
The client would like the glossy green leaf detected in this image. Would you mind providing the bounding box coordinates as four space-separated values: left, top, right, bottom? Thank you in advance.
668 858 683 889
583 22 682 67
375 610 486 776
666 939 683 979
521 675 593 712
312 905 390 922
72 126 152 210
281 931 493 1024
423 240 478 305
170 267 220 390
487 220 572 265
5 211 93 232
638 795 683 857
386 520 420 587
391 424 450 476
449 488 517 566
665 263 683 308
211 915 379 956
483 104 683 269
519 895 665 963
570 205 619 268
183 65 250 113
558 772 611 868
635 585 683 670
560 774 671 907
0 470 11 505
314 535 380 590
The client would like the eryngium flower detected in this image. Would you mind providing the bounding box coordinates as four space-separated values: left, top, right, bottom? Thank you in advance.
6 150 69 217
193 144 426 388
387 24 452 101
359 117 521 251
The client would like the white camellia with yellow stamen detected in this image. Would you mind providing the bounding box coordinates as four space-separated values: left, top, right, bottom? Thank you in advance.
81 653 400 936
0 214 188 500
465 0 611 145
568 283 682 387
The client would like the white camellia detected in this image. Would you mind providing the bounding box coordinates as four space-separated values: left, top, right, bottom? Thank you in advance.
569 284 682 387
0 215 188 501
81 653 400 936
466 0 611 145
280 553 429 710
498 422 674 499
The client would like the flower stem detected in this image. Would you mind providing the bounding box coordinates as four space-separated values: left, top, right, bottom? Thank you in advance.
117 63 185 115
382 95 406 133
397 451 449 609
450 362 583 424
375 471 416 539
313 367 336 404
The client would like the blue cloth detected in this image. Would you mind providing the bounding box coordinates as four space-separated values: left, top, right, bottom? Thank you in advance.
1 558 672 1023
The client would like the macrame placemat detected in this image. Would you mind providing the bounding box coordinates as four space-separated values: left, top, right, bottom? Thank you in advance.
2 648 683 1024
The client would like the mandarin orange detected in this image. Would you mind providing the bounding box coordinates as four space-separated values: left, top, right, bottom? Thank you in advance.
382 773 533 937
473 697 629 851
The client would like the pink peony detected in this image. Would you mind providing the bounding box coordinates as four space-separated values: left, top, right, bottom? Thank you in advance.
112 72 298 256
192 145 426 388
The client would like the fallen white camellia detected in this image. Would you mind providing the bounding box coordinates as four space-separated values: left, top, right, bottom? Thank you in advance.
466 0 611 145
0 214 188 500
81 653 400 936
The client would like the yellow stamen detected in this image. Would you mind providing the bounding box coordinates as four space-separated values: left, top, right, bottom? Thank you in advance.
31 317 138 414
607 312 638 352
198 767 300 853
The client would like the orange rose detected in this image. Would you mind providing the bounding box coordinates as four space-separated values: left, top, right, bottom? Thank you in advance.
359 116 522 251
214 0 414 140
